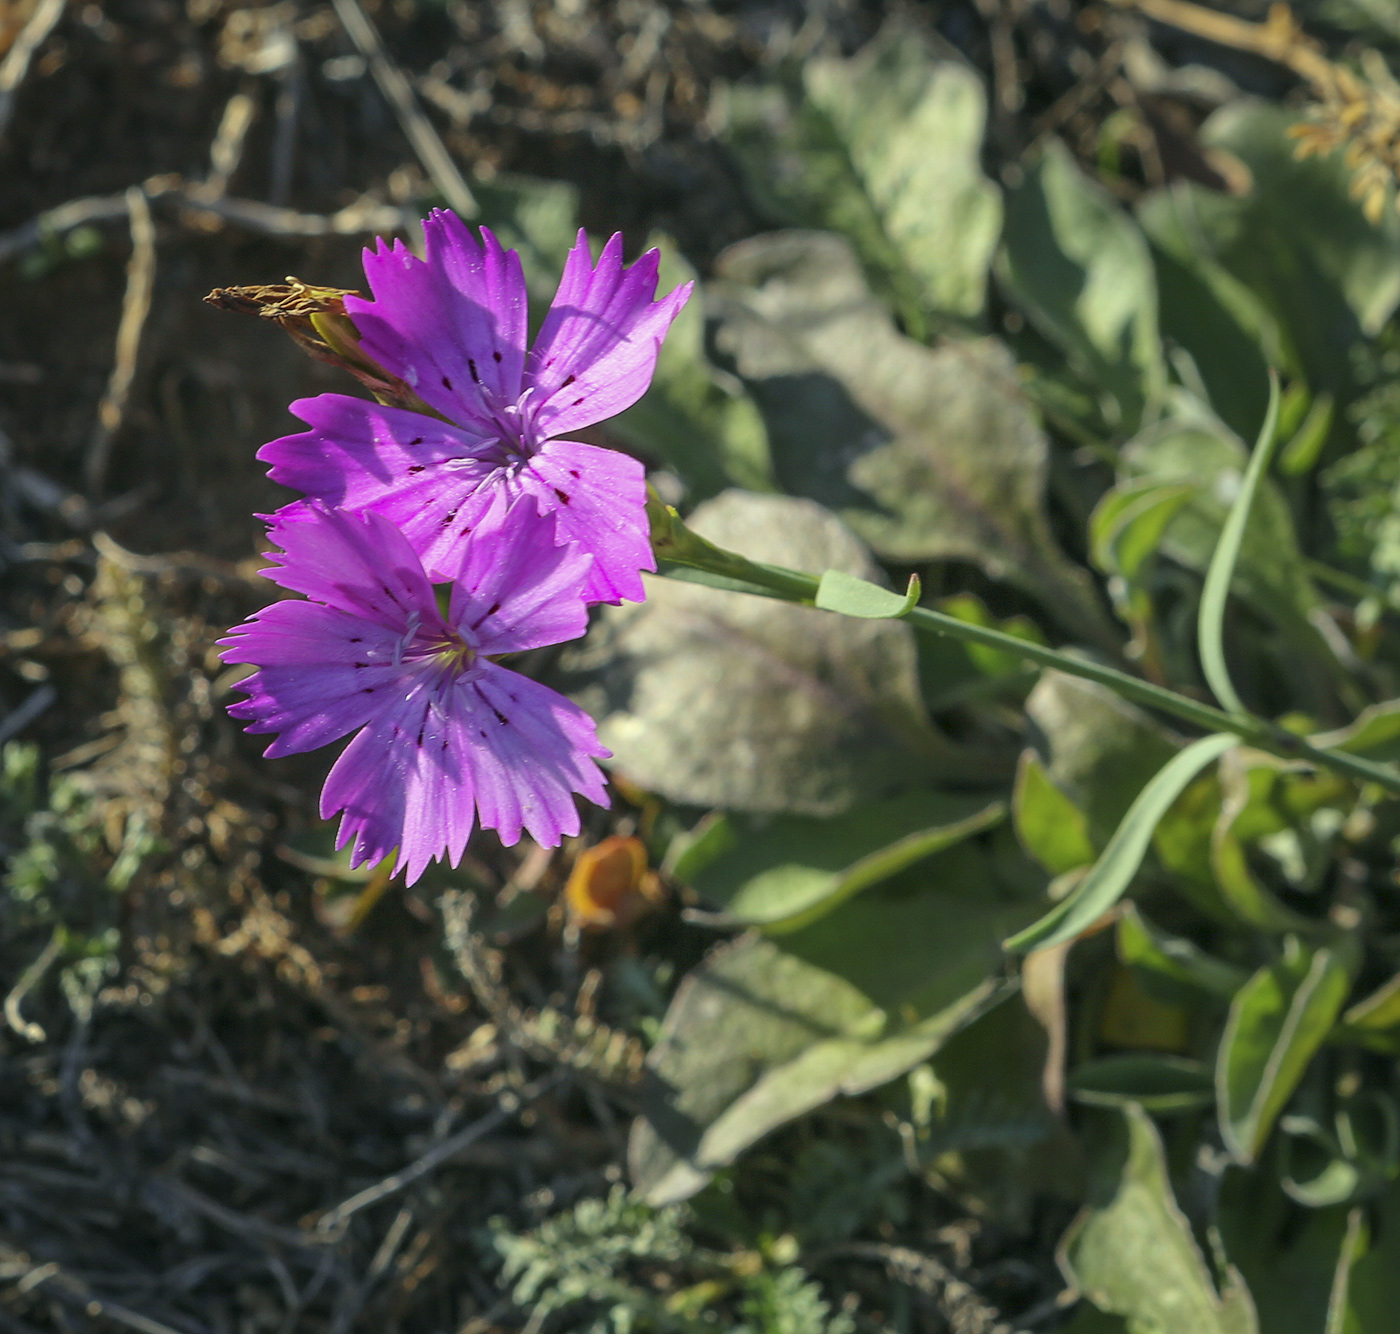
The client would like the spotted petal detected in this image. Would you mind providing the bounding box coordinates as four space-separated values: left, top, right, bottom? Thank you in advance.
260 397 507 583
260 504 443 633
524 231 692 441
518 439 653 605
464 664 610 848
448 494 595 654
346 213 529 430
260 394 502 509
320 664 609 882
320 682 476 884
218 602 405 758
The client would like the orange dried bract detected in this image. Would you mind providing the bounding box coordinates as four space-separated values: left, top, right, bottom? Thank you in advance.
565 835 663 929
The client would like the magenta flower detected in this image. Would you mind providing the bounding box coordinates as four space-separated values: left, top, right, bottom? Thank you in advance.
219 497 609 883
259 211 692 605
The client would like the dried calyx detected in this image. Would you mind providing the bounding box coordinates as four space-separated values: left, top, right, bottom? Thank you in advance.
203 277 444 417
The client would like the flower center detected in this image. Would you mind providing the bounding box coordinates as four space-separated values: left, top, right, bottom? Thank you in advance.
433 638 478 674
477 385 540 459
397 616 481 680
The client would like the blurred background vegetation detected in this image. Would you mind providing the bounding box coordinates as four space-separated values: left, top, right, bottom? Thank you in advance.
8 0 1400 1329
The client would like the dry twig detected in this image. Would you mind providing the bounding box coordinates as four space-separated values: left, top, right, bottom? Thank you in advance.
313 1070 566 1237
0 1243 202 1334
329 0 478 218
2 928 62 1044
85 187 156 499
0 0 66 140
0 179 417 266
198 89 258 200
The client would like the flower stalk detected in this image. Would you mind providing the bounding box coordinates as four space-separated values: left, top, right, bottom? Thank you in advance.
647 500 1400 797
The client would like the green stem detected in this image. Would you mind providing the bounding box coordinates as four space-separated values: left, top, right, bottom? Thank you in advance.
649 501 1400 798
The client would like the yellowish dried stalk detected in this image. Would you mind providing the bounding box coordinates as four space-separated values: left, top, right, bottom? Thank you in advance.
1123 0 1400 222
1293 53 1400 225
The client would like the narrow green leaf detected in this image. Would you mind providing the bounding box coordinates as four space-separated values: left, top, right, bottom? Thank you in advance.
1343 972 1400 1031
1333 971 1400 1049
1066 1054 1215 1114
1312 699 1400 762
1198 372 1282 717
1217 938 1355 1164
1326 1208 1368 1334
1279 392 1335 478
815 569 922 620
690 792 1005 931
1005 733 1239 953
1117 902 1249 1001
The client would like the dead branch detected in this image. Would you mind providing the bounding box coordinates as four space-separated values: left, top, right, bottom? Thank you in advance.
86 186 156 499
312 1069 566 1238
0 0 66 140
329 0 478 218
0 178 418 266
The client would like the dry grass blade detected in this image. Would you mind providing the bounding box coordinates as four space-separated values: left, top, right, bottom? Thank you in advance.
2 927 62 1043
329 0 478 218
85 186 156 499
0 0 66 140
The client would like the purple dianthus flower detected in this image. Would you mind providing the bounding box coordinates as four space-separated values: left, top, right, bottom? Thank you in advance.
219 497 609 883
260 210 692 605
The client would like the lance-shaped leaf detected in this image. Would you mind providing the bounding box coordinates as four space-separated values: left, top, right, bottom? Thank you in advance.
1060 1104 1259 1334
713 231 1118 650
1006 733 1238 954
1091 479 1198 585
720 20 1001 330
687 790 1005 931
1313 699 1400 762
1066 1054 1215 1115
1336 971 1400 1050
1217 937 1356 1164
1119 416 1336 699
1198 374 1282 717
1000 140 1166 433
